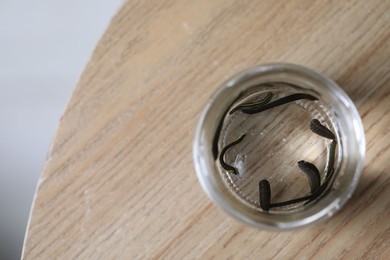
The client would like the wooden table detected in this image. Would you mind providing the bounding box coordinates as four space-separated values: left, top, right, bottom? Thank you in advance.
23 1 389 259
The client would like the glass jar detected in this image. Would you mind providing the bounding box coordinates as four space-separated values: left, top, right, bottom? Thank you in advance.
193 63 365 230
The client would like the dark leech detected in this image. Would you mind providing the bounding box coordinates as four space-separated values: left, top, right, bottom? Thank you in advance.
269 161 321 209
270 195 312 208
272 147 338 208
305 166 335 204
304 142 337 205
229 92 273 114
241 93 318 114
272 172 331 208
259 179 271 211
326 140 337 178
271 171 335 208
310 119 336 140
298 160 321 193
219 134 246 175
297 120 337 203
212 92 244 159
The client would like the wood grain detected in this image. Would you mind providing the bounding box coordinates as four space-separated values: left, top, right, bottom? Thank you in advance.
23 0 390 259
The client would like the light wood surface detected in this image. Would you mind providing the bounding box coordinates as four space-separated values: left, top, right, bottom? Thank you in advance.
23 1 390 259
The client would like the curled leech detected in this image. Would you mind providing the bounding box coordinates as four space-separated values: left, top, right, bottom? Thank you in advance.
309 119 337 179
298 160 321 193
259 179 271 211
219 134 246 175
257 119 338 210
301 120 338 204
212 92 244 159
229 92 273 114
273 168 336 207
305 167 335 204
310 119 336 140
241 93 318 114
303 140 338 204
261 161 320 211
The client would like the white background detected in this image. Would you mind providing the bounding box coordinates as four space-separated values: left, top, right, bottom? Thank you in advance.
0 1 122 258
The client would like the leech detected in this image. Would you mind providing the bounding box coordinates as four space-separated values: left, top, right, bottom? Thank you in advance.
212 92 244 159
274 148 338 207
309 118 337 176
305 167 335 204
304 142 337 204
270 195 312 208
267 161 321 209
256 122 337 210
229 92 273 114
301 119 337 202
326 140 337 178
309 119 336 140
241 93 318 114
302 142 337 205
272 174 334 208
271 171 336 208
259 179 271 211
298 160 321 193
219 134 246 175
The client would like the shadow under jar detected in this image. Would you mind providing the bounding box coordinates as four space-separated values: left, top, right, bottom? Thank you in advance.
193 63 365 230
